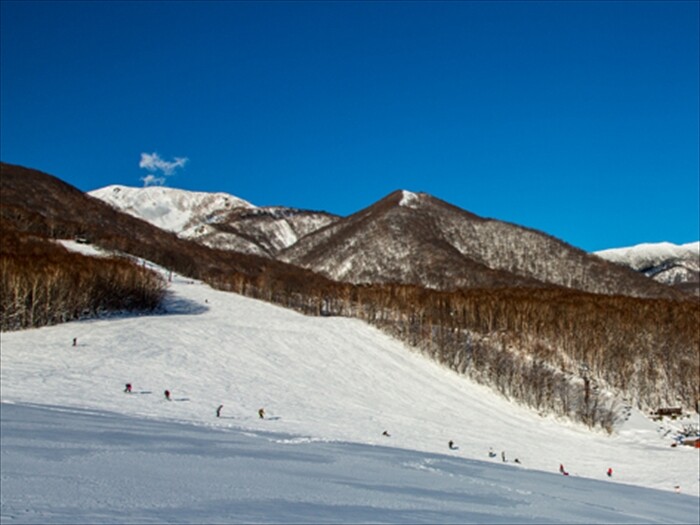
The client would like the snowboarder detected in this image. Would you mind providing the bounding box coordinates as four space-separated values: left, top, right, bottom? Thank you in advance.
501 451 506 462
164 390 171 401
382 430 390 437
258 408 265 419
448 440 456 450
559 464 569 476
606 467 613 478
216 404 223 418
124 383 132 393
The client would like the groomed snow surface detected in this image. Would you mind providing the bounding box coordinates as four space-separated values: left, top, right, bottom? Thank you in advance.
2 247 699 524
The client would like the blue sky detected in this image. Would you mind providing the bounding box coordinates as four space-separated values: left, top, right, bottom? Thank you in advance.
1 1 698 251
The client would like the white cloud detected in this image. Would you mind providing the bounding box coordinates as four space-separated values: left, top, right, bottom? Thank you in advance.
139 152 189 181
140 174 166 187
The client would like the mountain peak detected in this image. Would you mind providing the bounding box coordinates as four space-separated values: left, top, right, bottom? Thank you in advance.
89 184 254 234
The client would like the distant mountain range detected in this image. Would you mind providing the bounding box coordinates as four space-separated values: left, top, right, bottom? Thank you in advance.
89 184 687 299
595 242 699 296
90 185 337 257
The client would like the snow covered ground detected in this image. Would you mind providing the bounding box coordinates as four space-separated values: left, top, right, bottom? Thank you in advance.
1 244 699 523
3 403 698 524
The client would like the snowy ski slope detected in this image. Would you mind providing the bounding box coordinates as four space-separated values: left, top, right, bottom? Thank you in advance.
1 243 698 523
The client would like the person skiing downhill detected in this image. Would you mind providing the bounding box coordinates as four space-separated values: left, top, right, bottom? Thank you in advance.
559 464 569 476
448 440 456 450
258 408 265 419
607 467 613 478
216 405 223 418
124 383 132 393
164 390 171 401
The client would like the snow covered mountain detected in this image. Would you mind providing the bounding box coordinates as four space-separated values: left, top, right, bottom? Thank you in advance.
89 186 675 297
2 250 698 523
279 190 680 298
90 185 337 257
89 184 255 232
595 242 700 296
89 184 681 298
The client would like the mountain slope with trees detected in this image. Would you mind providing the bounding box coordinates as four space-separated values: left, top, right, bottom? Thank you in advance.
280 190 681 299
2 162 697 430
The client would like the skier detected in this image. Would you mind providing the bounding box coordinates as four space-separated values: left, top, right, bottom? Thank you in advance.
501 451 506 462
216 404 223 418
514 458 521 464
559 464 569 476
382 430 390 437
606 467 613 478
164 390 171 401
72 337 77 347
124 383 132 393
258 408 265 419
448 440 456 450
488 448 497 458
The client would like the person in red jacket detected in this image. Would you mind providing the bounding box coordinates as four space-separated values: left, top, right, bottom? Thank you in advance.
164 390 171 401
559 464 569 476
124 383 132 393
607 467 613 478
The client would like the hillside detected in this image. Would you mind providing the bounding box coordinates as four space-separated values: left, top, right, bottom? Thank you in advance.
280 190 681 299
2 262 698 501
0 162 335 292
0 260 699 523
2 162 697 430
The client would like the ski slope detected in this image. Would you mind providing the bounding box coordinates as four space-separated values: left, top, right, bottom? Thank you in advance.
1 245 699 523
3 403 699 525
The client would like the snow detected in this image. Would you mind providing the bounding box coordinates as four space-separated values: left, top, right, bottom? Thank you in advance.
3 403 698 525
399 190 422 208
595 241 700 271
1 249 699 523
89 185 254 233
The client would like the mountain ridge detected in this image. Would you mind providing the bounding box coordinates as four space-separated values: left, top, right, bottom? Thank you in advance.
595 242 699 297
278 188 682 298
87 182 684 299
89 184 338 257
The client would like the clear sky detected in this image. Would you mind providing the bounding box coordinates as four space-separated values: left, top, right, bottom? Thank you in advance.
1 1 698 251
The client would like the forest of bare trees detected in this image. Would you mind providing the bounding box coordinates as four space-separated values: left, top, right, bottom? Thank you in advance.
0 227 165 331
